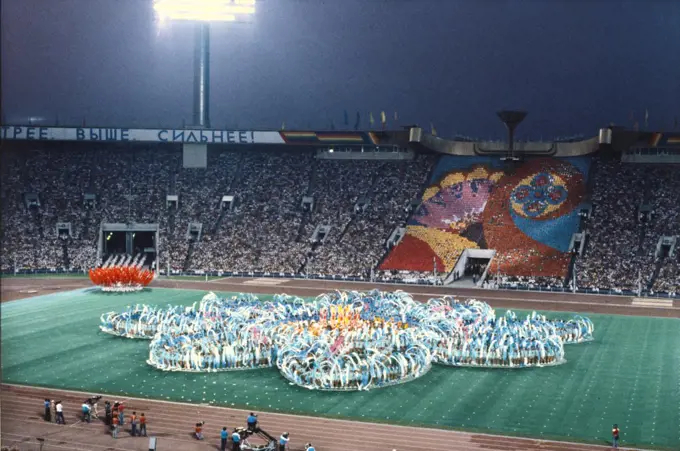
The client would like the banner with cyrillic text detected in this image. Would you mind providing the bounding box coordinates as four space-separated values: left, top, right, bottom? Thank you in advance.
0 126 286 144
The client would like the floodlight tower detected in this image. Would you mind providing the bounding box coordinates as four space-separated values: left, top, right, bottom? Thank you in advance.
154 0 257 129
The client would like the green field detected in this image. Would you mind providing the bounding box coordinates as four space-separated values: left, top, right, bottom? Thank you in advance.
2 287 679 449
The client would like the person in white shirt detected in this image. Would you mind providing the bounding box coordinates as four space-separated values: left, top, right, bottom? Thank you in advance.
231 430 241 451
55 401 64 424
278 432 290 451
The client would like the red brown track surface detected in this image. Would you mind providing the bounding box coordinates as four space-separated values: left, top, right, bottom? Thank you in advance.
0 384 644 451
2 276 675 451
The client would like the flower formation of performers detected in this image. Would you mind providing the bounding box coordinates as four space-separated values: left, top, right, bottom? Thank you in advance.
100 290 595 391
89 266 154 292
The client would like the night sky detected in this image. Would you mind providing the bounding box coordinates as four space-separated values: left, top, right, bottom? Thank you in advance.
2 0 679 139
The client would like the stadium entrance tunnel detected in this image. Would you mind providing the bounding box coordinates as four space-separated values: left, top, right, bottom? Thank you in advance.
99 223 159 269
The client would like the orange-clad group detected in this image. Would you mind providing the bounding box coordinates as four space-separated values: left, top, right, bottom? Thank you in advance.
89 266 154 288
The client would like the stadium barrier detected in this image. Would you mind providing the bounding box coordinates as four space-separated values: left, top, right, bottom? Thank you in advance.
2 268 678 299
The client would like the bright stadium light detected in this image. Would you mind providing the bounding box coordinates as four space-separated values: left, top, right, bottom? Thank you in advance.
153 0 258 129
154 0 256 22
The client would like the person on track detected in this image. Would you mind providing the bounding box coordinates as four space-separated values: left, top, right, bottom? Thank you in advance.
220 427 229 451
81 401 91 423
112 415 120 438
231 428 241 451
130 411 138 436
195 421 205 440
612 424 620 448
278 432 290 451
104 401 112 426
247 412 258 431
55 401 64 424
43 399 51 422
139 413 147 437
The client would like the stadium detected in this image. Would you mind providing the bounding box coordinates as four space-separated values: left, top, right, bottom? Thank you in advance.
1 1 679 451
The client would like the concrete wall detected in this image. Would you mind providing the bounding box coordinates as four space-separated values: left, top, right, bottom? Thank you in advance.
410 128 599 157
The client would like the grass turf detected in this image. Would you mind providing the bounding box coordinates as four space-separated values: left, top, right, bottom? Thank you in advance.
1 287 679 449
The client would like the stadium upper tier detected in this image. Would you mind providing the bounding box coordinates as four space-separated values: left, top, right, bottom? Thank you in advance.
0 144 678 295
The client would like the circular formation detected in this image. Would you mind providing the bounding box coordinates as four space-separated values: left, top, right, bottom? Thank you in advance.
100 290 594 391
511 172 569 218
89 266 155 292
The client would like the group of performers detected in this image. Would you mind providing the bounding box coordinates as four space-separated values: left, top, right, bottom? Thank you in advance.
99 290 594 391
89 266 154 292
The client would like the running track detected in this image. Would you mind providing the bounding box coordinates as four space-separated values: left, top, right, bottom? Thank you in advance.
2 276 672 451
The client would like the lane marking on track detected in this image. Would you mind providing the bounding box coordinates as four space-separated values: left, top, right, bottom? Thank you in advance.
242 278 290 286
631 297 673 308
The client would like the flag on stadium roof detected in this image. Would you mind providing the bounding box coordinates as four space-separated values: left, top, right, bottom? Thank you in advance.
644 109 649 129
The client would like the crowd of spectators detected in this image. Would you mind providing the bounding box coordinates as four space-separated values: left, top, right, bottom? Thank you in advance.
307 154 433 276
0 144 432 279
1 144 677 295
576 158 679 294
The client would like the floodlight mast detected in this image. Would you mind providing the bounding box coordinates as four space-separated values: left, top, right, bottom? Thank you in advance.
153 0 257 129
194 23 210 128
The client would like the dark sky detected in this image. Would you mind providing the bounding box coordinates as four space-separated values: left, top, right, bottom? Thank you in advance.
2 0 679 139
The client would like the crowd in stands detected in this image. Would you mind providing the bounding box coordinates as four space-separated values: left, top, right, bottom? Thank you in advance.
576 158 680 295
308 155 432 276
0 144 432 280
1 143 678 296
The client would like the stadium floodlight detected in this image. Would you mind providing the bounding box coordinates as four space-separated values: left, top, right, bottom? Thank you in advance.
153 0 257 129
154 0 256 23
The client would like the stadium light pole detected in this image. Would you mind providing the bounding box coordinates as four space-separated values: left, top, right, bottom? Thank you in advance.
153 0 257 129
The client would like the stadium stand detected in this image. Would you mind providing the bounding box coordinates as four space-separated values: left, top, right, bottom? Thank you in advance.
0 144 434 279
576 158 680 295
1 143 678 296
